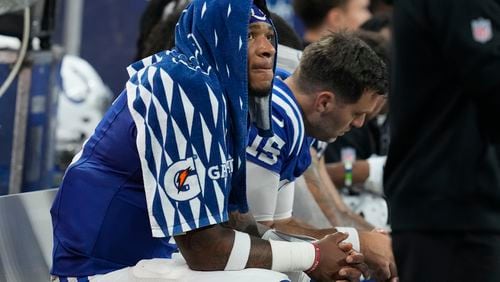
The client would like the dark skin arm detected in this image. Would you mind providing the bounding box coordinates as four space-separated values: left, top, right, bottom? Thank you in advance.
174 224 271 270
259 217 397 282
174 224 368 281
262 216 337 239
224 211 377 281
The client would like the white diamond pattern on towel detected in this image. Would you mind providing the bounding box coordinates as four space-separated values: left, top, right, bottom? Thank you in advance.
171 118 187 160
160 69 174 111
126 82 162 235
158 188 175 236
147 123 164 184
218 143 227 164
207 83 219 126
212 180 225 220
143 56 152 70
176 202 190 228
189 197 201 228
179 85 195 135
200 113 212 161
205 205 217 225
123 0 253 242
147 67 157 93
192 147 206 192
150 94 168 147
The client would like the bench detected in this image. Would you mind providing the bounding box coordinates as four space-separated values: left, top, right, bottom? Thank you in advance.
0 188 57 281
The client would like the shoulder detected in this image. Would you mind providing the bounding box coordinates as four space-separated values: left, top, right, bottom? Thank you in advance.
128 51 219 98
271 83 306 157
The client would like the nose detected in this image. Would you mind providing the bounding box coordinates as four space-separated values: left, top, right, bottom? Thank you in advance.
255 36 275 59
351 114 366 128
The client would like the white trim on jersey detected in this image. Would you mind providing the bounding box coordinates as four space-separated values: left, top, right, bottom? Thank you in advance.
272 85 305 158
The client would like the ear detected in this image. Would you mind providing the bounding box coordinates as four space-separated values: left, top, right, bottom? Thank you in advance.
315 91 335 113
325 8 345 32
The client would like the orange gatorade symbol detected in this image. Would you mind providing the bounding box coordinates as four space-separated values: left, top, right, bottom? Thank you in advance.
175 167 192 193
165 158 201 201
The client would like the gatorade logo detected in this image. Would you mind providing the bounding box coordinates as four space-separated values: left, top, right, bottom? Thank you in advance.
165 157 201 201
207 159 234 180
175 167 193 193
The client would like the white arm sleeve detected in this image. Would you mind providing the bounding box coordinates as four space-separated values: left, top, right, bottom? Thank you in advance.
273 181 294 220
246 161 281 222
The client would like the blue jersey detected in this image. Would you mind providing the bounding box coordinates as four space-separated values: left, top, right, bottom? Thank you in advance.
51 0 269 277
311 139 328 160
247 75 312 184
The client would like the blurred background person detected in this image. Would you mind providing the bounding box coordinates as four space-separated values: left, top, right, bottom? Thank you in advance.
293 0 371 44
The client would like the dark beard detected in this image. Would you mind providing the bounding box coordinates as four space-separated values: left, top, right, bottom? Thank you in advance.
248 85 271 97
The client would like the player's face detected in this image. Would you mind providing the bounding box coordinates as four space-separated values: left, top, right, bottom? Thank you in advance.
247 22 276 97
310 90 380 142
338 0 372 31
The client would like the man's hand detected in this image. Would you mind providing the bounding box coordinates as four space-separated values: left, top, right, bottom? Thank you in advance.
359 230 398 281
308 232 369 282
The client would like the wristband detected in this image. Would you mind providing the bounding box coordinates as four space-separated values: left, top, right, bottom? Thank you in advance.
269 240 316 272
341 147 356 188
224 230 251 270
335 227 360 252
344 161 353 187
365 155 387 195
304 242 320 274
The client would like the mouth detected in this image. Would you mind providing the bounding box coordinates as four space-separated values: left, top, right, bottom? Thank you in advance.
252 68 273 74
252 62 273 71
250 68 274 81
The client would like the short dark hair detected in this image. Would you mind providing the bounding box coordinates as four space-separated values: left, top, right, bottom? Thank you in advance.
354 30 390 65
270 12 304 50
296 32 387 103
293 0 348 29
136 0 188 59
136 0 175 60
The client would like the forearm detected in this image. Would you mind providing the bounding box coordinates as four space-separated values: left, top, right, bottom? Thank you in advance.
270 217 336 240
175 224 272 270
334 211 374 231
317 157 374 230
302 159 340 224
326 160 369 189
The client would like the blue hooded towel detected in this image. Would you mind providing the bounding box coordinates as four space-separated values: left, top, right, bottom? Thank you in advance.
125 0 274 238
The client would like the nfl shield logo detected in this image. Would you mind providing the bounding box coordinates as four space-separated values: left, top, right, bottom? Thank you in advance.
471 18 493 43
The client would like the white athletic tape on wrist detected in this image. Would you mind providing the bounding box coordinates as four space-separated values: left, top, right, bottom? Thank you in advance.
261 229 276 240
365 155 386 195
269 240 316 272
224 230 251 270
335 227 360 252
